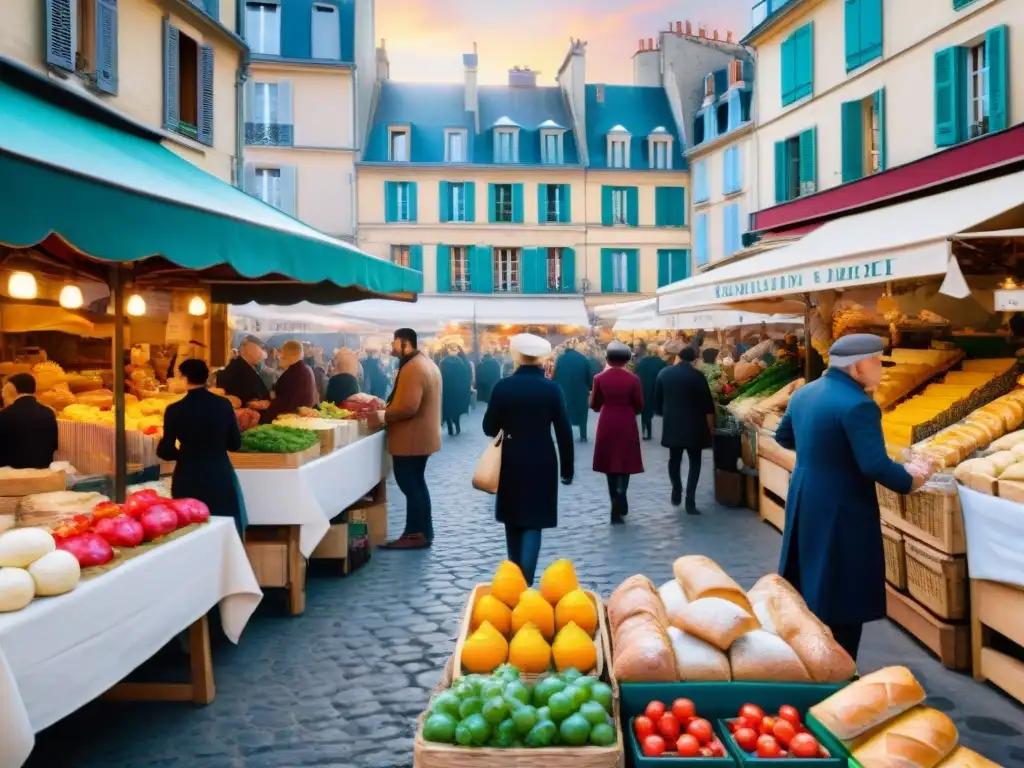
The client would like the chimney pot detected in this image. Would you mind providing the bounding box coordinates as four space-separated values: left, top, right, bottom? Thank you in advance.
676 21 683 34
727 30 734 42
685 20 692 35
648 37 654 48
638 38 644 50
713 29 719 40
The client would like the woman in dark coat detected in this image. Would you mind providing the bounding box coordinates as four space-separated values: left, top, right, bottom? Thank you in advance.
634 346 667 440
439 347 471 435
157 359 246 535
476 353 501 403
553 342 594 442
591 341 644 524
483 334 574 586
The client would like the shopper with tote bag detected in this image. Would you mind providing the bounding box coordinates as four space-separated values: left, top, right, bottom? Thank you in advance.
479 334 574 585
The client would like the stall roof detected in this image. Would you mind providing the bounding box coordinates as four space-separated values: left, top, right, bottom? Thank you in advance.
594 298 656 321
0 68 420 304
657 170 1024 315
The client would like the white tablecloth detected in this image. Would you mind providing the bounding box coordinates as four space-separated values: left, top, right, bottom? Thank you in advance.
237 431 387 556
958 485 1024 589
0 517 262 768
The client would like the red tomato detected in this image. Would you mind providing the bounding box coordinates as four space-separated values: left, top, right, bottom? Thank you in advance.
686 718 714 746
772 719 797 747
657 714 681 742
698 747 714 757
756 735 782 758
760 716 777 736
645 701 667 722
739 704 766 723
780 751 789 758
778 705 801 728
675 734 701 757
634 716 655 740
735 715 758 733
789 733 821 759
733 727 759 753
726 720 737 733
642 735 666 757
709 739 726 758
819 746 832 758
672 698 697 723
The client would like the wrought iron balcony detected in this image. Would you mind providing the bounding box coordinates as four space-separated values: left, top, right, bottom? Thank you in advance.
244 123 294 147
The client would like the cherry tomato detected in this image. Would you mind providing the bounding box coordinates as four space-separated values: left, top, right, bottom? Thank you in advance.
735 715 758 732
658 713 681 742
645 701 667 722
819 746 832 758
733 727 759 753
739 703 766 723
726 720 737 733
709 739 726 758
778 705 801 728
773 719 797 747
698 747 714 757
634 716 655 740
642 735 666 757
789 733 821 758
756 735 782 758
760 716 777 736
672 698 697 724
687 717 714 745
676 734 701 757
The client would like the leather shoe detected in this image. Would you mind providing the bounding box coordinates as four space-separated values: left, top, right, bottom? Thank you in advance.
380 533 429 549
670 487 682 507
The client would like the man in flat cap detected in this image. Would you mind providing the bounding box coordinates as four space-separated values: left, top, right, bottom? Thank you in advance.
774 333 932 661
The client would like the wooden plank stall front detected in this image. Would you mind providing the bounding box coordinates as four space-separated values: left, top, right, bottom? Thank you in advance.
971 579 1024 705
757 457 789 533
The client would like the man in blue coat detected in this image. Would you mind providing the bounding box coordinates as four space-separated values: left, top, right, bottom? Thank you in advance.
774 334 930 661
553 340 594 442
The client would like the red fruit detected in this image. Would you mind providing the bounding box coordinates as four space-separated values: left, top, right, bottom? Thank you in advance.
773 719 797 747
657 714 681 742
708 739 726 758
734 715 758 733
675 734 700 757
93 514 145 548
760 716 777 736
641 735 666 757
789 733 820 759
140 504 179 541
91 501 124 521
698 747 713 757
645 701 666 722
171 498 210 524
686 718 713 746
739 704 765 723
167 501 192 528
733 727 759 753
55 532 114 567
778 705 801 728
756 735 782 758
634 716 655 740
124 490 161 518
819 746 832 758
672 698 696 723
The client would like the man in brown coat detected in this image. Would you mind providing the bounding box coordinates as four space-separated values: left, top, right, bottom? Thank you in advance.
369 328 442 549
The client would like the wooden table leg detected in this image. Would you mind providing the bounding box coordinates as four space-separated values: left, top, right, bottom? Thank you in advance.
287 524 307 616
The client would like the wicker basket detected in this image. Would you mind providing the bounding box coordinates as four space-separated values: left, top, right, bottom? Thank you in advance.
902 483 965 555
905 538 967 620
881 523 907 590
876 484 905 518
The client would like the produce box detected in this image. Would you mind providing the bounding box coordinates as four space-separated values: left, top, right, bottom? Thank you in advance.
311 522 348 560
803 714 857 768
717 719 842 767
618 684 848 723
229 442 321 469
348 532 371 573
627 717 734 767
904 538 967 620
880 523 907 590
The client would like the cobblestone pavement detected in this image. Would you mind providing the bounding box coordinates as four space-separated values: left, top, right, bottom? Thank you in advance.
29 410 1024 767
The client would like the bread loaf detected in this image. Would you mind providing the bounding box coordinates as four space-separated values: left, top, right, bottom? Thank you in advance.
989 430 1024 452
674 597 759 650
667 626 730 681
748 574 807 610
729 629 811 682
608 584 667 632
611 575 656 603
852 707 958 768
787 629 856 683
659 580 689 628
615 611 664 650
612 620 678 682
752 601 776 633
673 555 753 614
935 746 1001 768
809 666 926 741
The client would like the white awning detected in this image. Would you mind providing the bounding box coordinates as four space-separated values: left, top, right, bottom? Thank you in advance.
594 298 656 321
657 170 1024 314
671 310 803 330
614 313 678 331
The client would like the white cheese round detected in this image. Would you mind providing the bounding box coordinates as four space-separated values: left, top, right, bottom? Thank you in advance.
27 550 81 596
0 527 56 568
0 567 36 612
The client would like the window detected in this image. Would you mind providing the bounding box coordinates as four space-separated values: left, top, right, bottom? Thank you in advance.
655 187 686 227
704 74 715 99
395 182 411 222
445 129 467 163
391 245 411 268
253 82 278 124
47 0 118 93
541 131 564 164
728 60 744 86
694 214 709 267
75 0 96 74
723 204 743 257
389 127 410 161
163 23 213 145
650 139 672 170
967 41 989 138
177 32 198 130
610 139 628 168
451 247 471 292
723 147 742 195
495 130 518 163
494 249 521 293
546 248 563 292
246 2 280 55
934 28 1007 148
841 90 885 182
611 252 629 292
715 103 728 136
845 0 883 72
246 80 293 146
786 136 801 200
781 23 814 106
658 250 689 288
544 184 563 223
611 189 628 225
449 183 467 222
693 160 709 204
773 128 816 203
255 168 282 209
311 3 341 59
693 112 706 145
493 184 513 223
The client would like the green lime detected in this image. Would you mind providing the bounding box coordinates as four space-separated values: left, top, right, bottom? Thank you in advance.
564 683 591 710
512 704 538 736
496 663 520 682
532 677 566 707
480 680 504 700
536 706 551 722
458 697 483 719
547 691 574 723
589 722 616 746
453 680 477 700
430 691 461 719
462 713 491 746
579 700 608 726
524 719 558 748
574 675 597 690
559 713 592 746
496 717 519 747
590 682 613 713
422 713 458 744
504 680 531 707
560 668 583 683
482 696 508 725
455 721 475 746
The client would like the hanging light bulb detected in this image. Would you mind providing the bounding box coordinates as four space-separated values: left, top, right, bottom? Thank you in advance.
7 271 37 300
126 293 147 316
188 295 207 316
58 284 84 309
1001 277 1019 290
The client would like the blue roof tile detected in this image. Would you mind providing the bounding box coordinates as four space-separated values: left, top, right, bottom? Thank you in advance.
584 85 684 170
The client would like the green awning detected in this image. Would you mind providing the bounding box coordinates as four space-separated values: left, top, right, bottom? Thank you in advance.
0 70 421 303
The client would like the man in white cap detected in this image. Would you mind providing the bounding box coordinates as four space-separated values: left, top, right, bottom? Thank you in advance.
774 333 932 661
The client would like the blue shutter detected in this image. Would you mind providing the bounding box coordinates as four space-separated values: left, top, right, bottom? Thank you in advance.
677 187 687 226
409 245 423 272
794 24 814 101
560 185 572 223
626 187 639 227
672 250 689 282
600 249 614 293
841 98 864 183
512 183 524 223
657 250 670 288
408 182 419 222
722 207 732 256
471 247 493 293
487 184 497 223
781 36 795 106
727 90 741 130
95 0 119 95
46 0 75 71
844 0 861 71
561 247 576 293
537 184 547 223
465 182 476 222
384 181 396 222
723 150 733 194
279 165 297 216
987 25 1009 133
874 88 887 171
655 187 666 226
934 46 965 147
198 45 215 146
774 141 788 203
162 19 180 131
858 0 883 68
627 251 639 293
732 148 742 193
521 248 540 293
439 182 450 222
799 128 817 194
695 215 708 267
601 186 614 226
435 245 452 293
205 0 220 19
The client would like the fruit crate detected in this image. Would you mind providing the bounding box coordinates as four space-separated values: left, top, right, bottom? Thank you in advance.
717 719 842 767
618 684 848 723
627 717 734 767
904 538 967 621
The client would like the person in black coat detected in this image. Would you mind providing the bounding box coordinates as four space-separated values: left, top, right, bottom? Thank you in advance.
361 350 389 399
553 343 594 442
157 359 247 535
476 353 501 403
0 373 58 469
216 338 271 410
654 344 716 514
483 334 574 586
439 346 472 435
634 347 667 440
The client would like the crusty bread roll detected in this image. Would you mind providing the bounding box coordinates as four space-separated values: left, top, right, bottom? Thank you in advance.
667 626 730 681
787 629 856 683
615 611 664 650
729 629 811 682
810 666 926 741
659 580 689 629
748 574 807 609
935 746 1001 768
612 620 678 682
852 707 958 768
611 575 656 603
674 597 759 650
673 555 753 614
990 429 1024 452
608 585 667 632
752 601 777 633
765 591 834 641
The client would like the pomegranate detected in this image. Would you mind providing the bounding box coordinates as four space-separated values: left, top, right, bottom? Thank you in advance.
124 490 162 518
140 504 179 541
171 498 210 524
55 532 114 567
93 515 144 548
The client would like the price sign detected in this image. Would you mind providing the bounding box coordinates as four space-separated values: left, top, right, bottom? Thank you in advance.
165 312 192 344
994 290 1024 311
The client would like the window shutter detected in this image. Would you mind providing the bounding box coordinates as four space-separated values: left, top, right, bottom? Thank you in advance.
874 88 887 171
46 0 75 72
407 245 423 272
672 250 689 282
658 250 670 287
601 185 614 226
520 248 539 293
795 24 814 101
723 150 733 194
95 0 119 94
487 184 497 223
243 163 256 195
676 187 687 226
243 79 255 131
277 80 294 145
781 36 794 105
626 187 639 227
560 185 572 223
798 128 817 193
465 182 476 222
654 187 665 227
198 45 215 146
384 181 396 223
774 141 788 203
408 182 419 222
987 25 1009 133
439 182 450 222
841 98 864 182
162 19 180 131
844 0 861 71
695 215 708 267
471 247 493 293
727 90 741 130
537 184 547 223
435 245 452 293
512 183 524 223
279 165 297 216
561 247 576 293
626 251 639 293
600 249 614 293
934 46 965 147
205 0 220 19
859 0 883 68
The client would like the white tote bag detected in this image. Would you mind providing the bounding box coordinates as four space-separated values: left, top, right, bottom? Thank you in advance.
472 431 504 494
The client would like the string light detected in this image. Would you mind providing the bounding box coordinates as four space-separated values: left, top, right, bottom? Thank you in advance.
126 293 147 316
188 296 207 316
7 272 37 300
58 285 84 309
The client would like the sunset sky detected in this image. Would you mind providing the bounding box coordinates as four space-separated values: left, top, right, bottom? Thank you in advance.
376 0 753 85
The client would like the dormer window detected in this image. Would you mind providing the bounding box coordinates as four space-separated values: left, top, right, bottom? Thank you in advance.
539 120 566 165
648 128 672 170
607 125 631 169
704 74 715 102
445 128 468 163
388 125 410 162
728 60 745 88
492 116 520 163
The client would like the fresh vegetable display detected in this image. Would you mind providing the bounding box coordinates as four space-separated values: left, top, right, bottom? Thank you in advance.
313 402 353 420
139 504 180 541
239 424 320 454
93 515 145 548
55 532 114 568
634 699 726 759
727 360 798 403
422 664 617 749
340 394 385 420
724 704 829 759
235 407 261 432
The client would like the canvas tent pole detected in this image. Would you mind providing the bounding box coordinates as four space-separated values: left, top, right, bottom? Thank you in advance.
110 266 127 502
803 294 813 383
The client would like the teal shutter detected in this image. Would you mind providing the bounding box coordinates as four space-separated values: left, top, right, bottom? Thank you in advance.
560 185 572 223
859 0 883 68
409 245 423 272
279 165 297 216
487 184 497 223
561 247 576 292
677 188 687 226
409 182 419 222
512 184 524 223
601 186 614 226
384 182 396 222
934 46 965 147
46 0 75 71
162 19 180 131
205 0 220 17
987 25 1009 133
774 141 788 203
537 184 547 223
841 99 864 182
600 249 614 292
626 187 639 226
198 45 215 146
672 250 689 282
874 88 887 171
695 215 708 267
655 187 666 226
521 248 540 293
657 250 670 287
627 251 639 293
799 128 817 193
439 182 450 222
794 24 814 101
844 0 861 71
471 247 493 293
95 0 119 94
435 245 451 293
465 182 476 222
781 36 795 106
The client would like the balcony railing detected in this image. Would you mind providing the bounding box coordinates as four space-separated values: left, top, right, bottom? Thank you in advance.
245 123 294 147
751 0 800 28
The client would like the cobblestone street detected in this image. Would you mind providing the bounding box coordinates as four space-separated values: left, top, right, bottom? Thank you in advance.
29 411 1024 767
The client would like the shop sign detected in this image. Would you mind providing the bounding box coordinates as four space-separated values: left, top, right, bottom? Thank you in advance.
713 258 896 301
994 290 1024 311
165 312 192 344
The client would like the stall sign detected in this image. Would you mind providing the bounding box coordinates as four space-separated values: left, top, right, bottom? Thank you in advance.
994 290 1024 311
165 312 192 344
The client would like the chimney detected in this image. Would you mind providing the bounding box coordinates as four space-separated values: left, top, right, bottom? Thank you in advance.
685 20 693 35
509 65 538 88
713 29 719 40
698 25 707 38
727 30 734 43
676 21 683 34
648 37 654 50
464 43 479 133
638 38 644 51
375 38 390 82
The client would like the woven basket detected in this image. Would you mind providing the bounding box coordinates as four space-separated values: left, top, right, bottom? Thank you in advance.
902 484 964 555
875 484 905 518
905 538 967 620
0 496 22 516
881 523 906 590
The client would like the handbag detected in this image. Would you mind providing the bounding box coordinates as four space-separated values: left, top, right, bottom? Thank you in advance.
472 430 504 494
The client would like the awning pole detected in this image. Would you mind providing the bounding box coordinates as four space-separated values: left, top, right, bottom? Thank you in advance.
803 293 813 383
110 266 127 502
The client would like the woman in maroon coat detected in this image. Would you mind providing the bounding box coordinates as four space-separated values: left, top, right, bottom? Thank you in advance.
591 341 644 524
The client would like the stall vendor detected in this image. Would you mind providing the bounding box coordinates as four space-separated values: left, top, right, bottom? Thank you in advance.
216 337 271 410
0 373 58 469
263 340 319 422
325 348 361 405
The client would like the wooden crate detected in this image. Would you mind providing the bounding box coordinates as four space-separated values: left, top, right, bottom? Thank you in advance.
905 537 967 620
759 458 790 501
972 579 1024 705
880 484 965 555
243 525 306 615
886 584 970 670
714 469 744 507
311 522 349 560
759 486 785 533
881 522 907 590
757 437 795 473
745 473 759 512
229 443 321 470
244 540 288 587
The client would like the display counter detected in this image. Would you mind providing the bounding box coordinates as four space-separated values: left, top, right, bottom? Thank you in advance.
0 518 261 768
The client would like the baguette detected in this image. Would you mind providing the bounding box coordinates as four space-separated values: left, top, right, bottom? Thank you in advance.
608 582 666 632
659 579 689 629
674 597 759 650
747 574 807 609
810 666 926 741
667 626 730 681
612 619 678 682
935 746 1002 768
852 707 958 768
728 629 811 682
673 555 754 614
787 629 856 683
